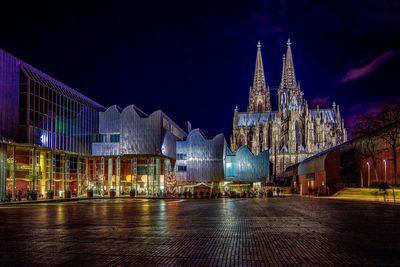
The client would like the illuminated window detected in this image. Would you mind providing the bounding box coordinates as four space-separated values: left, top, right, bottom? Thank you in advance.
177 165 187 172
177 153 187 160
110 134 120 143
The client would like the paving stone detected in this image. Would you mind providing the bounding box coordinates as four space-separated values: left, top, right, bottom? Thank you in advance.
0 197 399 266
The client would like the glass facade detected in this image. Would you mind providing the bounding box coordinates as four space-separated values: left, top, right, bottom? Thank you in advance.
19 66 104 154
0 50 21 141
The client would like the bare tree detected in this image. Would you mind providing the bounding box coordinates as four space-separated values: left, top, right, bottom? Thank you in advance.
353 114 381 185
375 101 400 186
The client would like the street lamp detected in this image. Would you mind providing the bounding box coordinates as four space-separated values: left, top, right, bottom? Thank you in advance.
383 159 387 183
367 162 371 187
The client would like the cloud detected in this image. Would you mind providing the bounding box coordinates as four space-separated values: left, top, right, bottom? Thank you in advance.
341 51 400 84
310 96 330 108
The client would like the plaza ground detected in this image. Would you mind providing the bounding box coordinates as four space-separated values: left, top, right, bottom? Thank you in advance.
0 197 399 266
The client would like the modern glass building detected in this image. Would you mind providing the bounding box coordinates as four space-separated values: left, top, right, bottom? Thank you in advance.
0 49 105 200
0 48 270 201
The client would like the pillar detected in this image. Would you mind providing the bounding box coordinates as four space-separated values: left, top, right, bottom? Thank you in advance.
48 151 54 191
131 158 137 191
130 158 133 190
151 158 154 195
84 158 89 193
31 148 36 191
163 159 170 195
0 143 7 201
11 146 16 200
64 154 70 194
100 157 105 196
134 158 138 193
108 158 113 194
156 157 160 196
77 157 81 196
39 152 46 197
116 157 121 196
148 157 154 196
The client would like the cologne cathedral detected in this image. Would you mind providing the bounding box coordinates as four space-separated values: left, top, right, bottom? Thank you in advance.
230 39 347 176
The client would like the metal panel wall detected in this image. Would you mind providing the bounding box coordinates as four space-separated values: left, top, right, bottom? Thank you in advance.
175 129 225 182
99 105 120 134
120 106 162 155
92 105 121 156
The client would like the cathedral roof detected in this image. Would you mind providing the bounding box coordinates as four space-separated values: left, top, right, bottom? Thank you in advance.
309 108 336 123
236 108 336 127
237 112 277 126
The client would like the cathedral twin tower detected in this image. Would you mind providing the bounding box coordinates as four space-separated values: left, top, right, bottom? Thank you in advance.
231 39 347 176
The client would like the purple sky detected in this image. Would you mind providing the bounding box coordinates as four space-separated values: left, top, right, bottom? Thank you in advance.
1 0 399 138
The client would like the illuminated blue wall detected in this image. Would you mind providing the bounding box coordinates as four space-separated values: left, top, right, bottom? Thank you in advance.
224 146 270 182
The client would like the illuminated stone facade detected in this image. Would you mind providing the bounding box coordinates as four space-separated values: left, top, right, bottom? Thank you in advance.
231 40 347 176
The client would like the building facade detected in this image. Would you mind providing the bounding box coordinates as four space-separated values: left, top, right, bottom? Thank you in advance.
0 49 105 200
90 105 187 196
231 40 347 177
0 48 269 201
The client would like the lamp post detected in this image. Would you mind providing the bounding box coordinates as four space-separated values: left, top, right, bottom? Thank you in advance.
383 159 387 183
367 162 371 187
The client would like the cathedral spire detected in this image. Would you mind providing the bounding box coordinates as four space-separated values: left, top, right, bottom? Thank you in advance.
279 54 286 89
247 41 271 112
278 53 287 111
284 38 296 88
253 41 267 92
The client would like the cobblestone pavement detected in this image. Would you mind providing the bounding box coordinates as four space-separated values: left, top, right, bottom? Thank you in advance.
0 197 399 266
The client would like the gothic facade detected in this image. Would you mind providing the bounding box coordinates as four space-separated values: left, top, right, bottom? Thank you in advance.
230 40 347 176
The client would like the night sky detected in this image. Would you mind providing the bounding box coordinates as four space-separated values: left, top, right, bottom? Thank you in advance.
1 0 399 138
